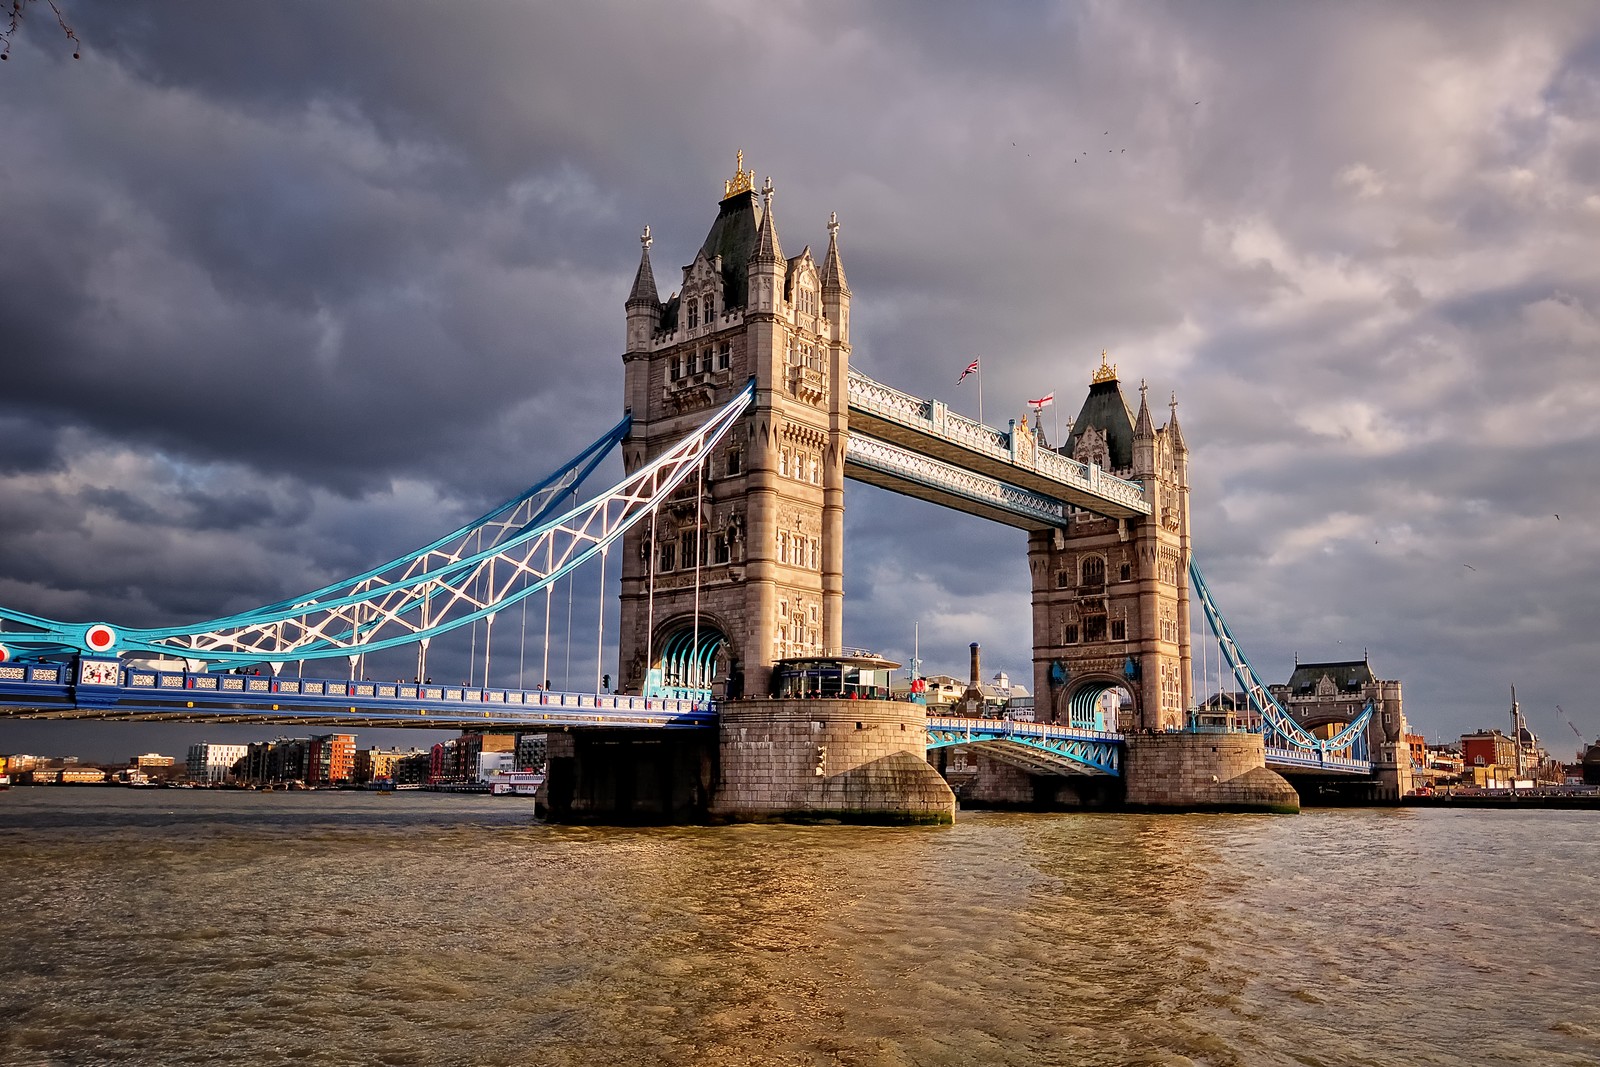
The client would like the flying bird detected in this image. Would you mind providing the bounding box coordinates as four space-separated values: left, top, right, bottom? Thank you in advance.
1463 564 1477 571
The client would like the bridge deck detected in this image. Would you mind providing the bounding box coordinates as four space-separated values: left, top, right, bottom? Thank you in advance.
0 662 714 730
1263 747 1372 776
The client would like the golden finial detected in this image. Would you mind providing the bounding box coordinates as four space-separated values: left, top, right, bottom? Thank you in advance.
1091 349 1118 384
723 149 754 200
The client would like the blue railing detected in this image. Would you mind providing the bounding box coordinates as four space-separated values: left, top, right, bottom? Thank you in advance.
0 659 715 730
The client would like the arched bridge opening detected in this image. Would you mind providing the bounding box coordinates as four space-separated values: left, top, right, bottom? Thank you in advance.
650 620 731 703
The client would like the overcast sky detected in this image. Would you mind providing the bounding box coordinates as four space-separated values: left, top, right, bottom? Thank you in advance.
2 1 1597 762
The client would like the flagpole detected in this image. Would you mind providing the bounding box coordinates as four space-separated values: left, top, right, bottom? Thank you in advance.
977 362 984 427
1053 395 1060 449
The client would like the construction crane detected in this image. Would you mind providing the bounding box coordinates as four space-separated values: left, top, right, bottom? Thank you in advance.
1555 705 1584 761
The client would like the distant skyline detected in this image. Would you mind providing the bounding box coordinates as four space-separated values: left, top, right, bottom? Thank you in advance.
3 2 1599 761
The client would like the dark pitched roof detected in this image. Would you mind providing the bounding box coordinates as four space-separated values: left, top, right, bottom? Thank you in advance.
1285 660 1376 695
700 189 761 308
1064 378 1136 470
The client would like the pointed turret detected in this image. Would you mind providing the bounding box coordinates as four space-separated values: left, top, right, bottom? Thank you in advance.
625 226 663 356
751 176 785 267
820 212 850 296
1167 392 1188 455
1132 378 1156 479
746 176 786 316
628 225 660 308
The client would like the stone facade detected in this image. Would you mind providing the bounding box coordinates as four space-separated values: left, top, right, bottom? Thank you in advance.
1122 732 1300 813
618 156 850 701
1271 660 1414 799
711 699 955 823
1028 356 1192 732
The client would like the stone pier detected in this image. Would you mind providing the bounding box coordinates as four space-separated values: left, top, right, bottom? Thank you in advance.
1122 732 1300 813
709 698 955 824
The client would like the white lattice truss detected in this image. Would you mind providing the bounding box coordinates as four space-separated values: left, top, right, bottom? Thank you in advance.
1 382 754 668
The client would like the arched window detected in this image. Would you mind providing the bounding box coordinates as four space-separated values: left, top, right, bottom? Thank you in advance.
686 300 698 330
1082 556 1105 588
703 296 714 324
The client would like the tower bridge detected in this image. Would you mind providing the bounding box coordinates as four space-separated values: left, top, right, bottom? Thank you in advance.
0 156 1413 820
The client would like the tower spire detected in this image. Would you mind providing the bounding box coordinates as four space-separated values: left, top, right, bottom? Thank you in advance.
1134 378 1155 439
722 149 754 200
752 176 783 266
1132 377 1155 478
1167 391 1187 454
627 225 659 307
1092 349 1118 384
821 211 850 295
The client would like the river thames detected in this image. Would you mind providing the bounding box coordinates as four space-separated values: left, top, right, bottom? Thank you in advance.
1 790 1596 1066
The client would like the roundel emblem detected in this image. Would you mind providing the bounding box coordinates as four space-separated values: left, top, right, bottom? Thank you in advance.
0 643 9 663
84 624 118 653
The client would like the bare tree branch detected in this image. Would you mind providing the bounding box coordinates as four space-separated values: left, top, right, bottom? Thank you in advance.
1 0 81 62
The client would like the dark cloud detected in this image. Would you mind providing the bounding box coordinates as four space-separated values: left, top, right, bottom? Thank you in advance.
3 1 1599 762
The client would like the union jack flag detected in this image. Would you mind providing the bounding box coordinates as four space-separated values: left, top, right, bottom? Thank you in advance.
957 358 980 384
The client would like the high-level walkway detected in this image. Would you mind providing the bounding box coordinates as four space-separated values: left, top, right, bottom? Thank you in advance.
845 370 1150 527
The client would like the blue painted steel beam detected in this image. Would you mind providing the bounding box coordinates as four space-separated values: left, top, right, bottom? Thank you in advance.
1189 558 1373 772
925 715 1123 776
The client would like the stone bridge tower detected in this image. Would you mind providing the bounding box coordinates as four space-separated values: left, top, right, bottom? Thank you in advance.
617 155 851 701
1027 354 1193 732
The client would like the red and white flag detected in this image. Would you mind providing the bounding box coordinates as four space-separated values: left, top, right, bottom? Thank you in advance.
957 358 980 384
1028 392 1054 409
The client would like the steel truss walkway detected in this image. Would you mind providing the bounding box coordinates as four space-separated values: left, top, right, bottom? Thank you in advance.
846 370 1150 522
